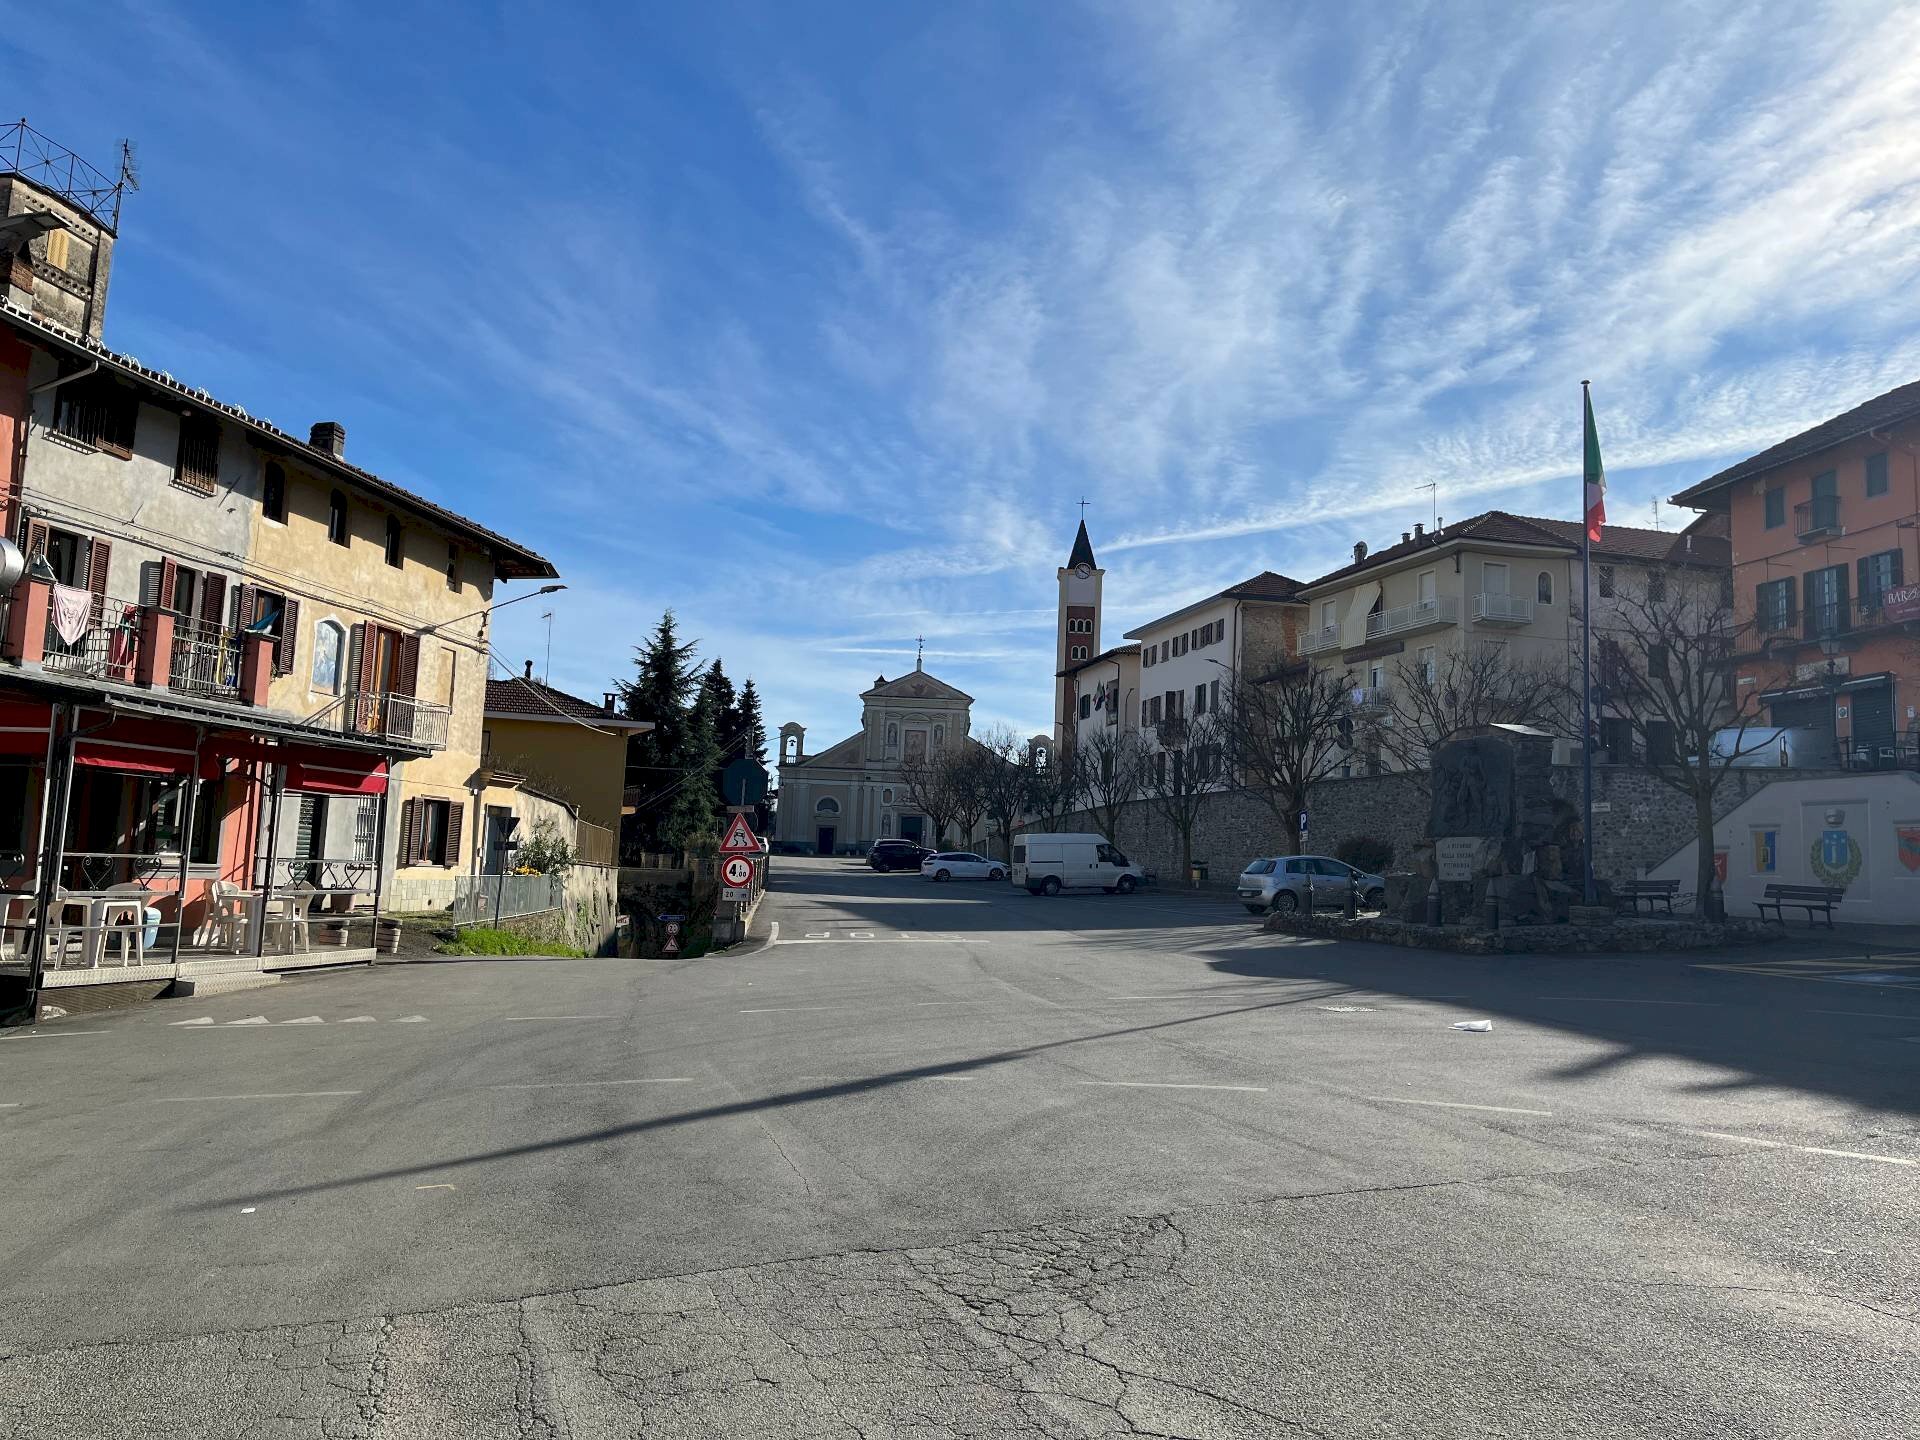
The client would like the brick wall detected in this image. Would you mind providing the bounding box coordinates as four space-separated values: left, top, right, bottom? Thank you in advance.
1065 763 1849 887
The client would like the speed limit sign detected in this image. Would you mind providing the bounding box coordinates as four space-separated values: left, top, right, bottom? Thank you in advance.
721 854 754 888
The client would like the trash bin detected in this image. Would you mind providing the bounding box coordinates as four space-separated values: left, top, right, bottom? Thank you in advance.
141 906 161 951
1189 864 1208 886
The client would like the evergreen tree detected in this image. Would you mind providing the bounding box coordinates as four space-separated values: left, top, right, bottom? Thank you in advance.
736 678 767 763
701 659 739 758
663 679 724 854
621 610 699 848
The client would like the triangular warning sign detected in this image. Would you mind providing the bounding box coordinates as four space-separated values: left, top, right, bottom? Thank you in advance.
719 814 759 853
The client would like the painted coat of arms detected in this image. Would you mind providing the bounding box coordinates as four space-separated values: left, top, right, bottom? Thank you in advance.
1897 825 1920 873
1809 808 1863 887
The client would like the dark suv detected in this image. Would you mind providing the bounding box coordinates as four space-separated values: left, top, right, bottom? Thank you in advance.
868 839 934 872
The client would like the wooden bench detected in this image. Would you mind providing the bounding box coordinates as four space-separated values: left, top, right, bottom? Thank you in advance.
1615 879 1680 916
1755 883 1845 928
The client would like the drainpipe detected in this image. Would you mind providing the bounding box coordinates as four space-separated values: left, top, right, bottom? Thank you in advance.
26 358 99 398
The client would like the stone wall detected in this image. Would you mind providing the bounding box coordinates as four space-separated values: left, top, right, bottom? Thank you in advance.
1065 764 1855 888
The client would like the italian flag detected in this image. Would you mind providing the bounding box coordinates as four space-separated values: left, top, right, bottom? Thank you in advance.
1583 384 1606 543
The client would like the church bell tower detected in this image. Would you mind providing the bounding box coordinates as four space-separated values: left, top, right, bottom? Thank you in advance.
1054 517 1103 742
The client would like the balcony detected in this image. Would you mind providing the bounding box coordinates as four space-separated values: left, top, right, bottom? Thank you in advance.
1795 495 1841 542
1473 591 1534 626
338 690 452 751
169 617 243 700
1802 599 1853 642
43 593 142 683
1349 684 1390 710
1364 595 1459 642
1298 623 1341 656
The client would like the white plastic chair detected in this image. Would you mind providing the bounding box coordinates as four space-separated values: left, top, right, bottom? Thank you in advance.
205 879 250 953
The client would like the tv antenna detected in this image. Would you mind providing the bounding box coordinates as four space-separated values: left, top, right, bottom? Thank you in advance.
1415 480 1438 529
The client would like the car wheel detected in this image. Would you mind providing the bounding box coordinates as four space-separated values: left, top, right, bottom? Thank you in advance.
1041 876 1062 896
988 867 1004 881
1115 875 1137 895
1365 887 1385 909
1270 890 1299 915
934 869 951 882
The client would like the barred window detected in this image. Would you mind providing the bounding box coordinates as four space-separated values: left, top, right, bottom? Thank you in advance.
53 374 138 458
174 414 220 495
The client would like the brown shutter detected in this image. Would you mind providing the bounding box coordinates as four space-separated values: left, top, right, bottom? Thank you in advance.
276 597 300 675
157 557 179 615
84 537 112 623
443 802 463 869
394 632 420 697
200 573 227 627
354 623 377 693
234 583 257 632
399 798 418 867
23 517 48 562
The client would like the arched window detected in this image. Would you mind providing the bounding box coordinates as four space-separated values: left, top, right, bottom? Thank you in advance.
310 618 345 694
815 797 840 815
327 489 349 546
1537 570 1553 605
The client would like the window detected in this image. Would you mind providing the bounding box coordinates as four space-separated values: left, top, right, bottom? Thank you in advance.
1648 643 1670 681
815 797 840 814
445 542 460 592
1079 694 1091 720
44 227 69 271
411 797 456 867
882 787 893 805
35 524 87 585
1071 645 1088 660
327 489 349 546
1860 549 1903 617
243 586 300 674
1210 678 1219 712
1149 696 1162 724
1537 570 1553 605
1866 452 1889 498
1482 561 1509 594
262 462 286 523
189 775 228 866
384 516 403 568
1319 600 1336 630
1597 564 1616 598
1764 487 1785 528
173 414 220 495
1142 647 1153 669
1805 563 1848 634
1417 645 1436 684
1418 570 1437 606
52 373 138 458
1647 568 1666 603
310 619 345 692
1159 641 1168 661
1368 662 1385 689
1141 699 1149 726
1756 577 1795 632
1193 683 1206 715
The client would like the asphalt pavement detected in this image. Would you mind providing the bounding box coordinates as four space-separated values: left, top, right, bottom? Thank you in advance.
2 856 1917 1437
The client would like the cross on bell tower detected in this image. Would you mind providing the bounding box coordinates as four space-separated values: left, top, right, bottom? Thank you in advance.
915 635 924 671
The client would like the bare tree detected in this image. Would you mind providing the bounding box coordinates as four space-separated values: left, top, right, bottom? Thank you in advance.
1371 643 1572 772
1597 563 1776 911
901 747 972 849
1217 660 1355 855
970 725 1034 861
1080 725 1152 844
1142 713 1226 884
1025 740 1086 836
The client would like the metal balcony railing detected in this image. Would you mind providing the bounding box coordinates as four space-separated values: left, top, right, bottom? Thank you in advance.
1802 599 1852 641
1474 591 1534 625
43 593 142 683
1795 495 1840 540
1364 595 1459 641
169 617 242 699
1349 685 1390 709
1298 624 1342 655
341 690 452 750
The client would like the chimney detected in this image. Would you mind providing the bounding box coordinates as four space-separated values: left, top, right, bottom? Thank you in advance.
310 421 347 457
604 691 618 712
1413 522 1424 538
1352 541 1368 563
524 659 533 680
1402 531 1411 543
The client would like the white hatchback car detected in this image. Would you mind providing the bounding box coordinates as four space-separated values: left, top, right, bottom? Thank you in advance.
920 851 1007 882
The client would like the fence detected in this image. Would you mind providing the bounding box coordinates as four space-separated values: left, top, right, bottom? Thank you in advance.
576 820 616 867
170 617 241 699
381 871 565 926
43 593 141 682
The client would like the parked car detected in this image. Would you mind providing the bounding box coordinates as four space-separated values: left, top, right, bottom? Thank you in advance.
868 839 935 871
1013 832 1146 895
921 851 1007 882
1237 855 1385 914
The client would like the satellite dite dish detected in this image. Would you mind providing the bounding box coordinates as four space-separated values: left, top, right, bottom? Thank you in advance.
0 538 25 594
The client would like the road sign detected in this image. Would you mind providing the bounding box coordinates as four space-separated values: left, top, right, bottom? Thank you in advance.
719 814 759 853
722 756 769 807
721 885 751 902
721 854 754 887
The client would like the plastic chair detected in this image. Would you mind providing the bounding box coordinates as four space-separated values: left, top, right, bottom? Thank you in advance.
263 889 312 954
205 879 250 953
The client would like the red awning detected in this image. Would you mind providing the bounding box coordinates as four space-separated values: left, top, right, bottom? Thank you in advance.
286 752 389 796
0 696 54 758
73 715 200 775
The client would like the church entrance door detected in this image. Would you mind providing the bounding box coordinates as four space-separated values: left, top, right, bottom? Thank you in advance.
900 815 924 844
815 826 836 855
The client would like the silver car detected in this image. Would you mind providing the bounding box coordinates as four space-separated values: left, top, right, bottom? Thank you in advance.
1237 855 1386 915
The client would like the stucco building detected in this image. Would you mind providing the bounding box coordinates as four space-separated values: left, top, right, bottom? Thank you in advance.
775 664 976 854
483 669 652 866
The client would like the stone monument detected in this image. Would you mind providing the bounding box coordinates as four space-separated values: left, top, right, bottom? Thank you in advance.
1416 723 1574 926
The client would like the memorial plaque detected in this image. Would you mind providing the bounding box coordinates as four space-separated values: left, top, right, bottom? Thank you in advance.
1435 836 1482 882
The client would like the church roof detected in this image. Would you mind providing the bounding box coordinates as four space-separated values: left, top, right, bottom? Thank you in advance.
860 670 974 703
1067 519 1097 570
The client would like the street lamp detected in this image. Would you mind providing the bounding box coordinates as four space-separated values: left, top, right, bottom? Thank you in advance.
424 582 566 635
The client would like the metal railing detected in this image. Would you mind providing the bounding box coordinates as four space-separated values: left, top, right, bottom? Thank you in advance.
342 690 451 750
1474 591 1534 625
43 593 142 682
170 616 242 698
1364 595 1459 640
382 872 564 925
1802 599 1851 641
1348 684 1390 709
576 821 617 867
1795 495 1841 539
1298 624 1342 655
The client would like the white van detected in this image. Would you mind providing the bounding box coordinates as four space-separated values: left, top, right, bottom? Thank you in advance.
1012 832 1146 896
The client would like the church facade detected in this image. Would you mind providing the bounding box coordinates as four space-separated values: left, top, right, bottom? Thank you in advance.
775 665 977 855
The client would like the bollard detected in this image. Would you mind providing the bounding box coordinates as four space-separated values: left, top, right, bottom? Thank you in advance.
1345 872 1358 918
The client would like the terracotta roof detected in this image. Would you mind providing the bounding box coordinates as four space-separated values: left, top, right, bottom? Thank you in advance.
1223 569 1307 601
0 300 558 580
1670 379 1920 507
485 676 652 728
1297 510 1724 594
1067 519 1098 570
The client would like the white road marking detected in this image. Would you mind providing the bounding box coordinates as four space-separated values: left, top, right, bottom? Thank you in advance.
766 922 780 946
225 1016 271 1026
0 1102 20 1108
170 1017 215 1026
1691 1130 1918 1167
392 1016 428 1023
740 1005 837 1013
1 1030 110 1038
504 1015 614 1021
793 1073 978 1083
1536 997 1721 1006
415 1183 456 1191
340 1016 377 1023
280 1016 324 1025
491 1078 694 1090
911 1000 982 1007
152 1091 362 1102
241 1206 256 1214
1076 1080 1268 1093
1366 1096 1553 1116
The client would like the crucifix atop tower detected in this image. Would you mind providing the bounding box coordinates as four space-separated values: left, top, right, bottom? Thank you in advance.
915 635 925 671
1077 496 1090 518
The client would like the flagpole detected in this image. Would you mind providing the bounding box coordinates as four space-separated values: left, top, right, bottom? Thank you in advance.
1580 380 1596 907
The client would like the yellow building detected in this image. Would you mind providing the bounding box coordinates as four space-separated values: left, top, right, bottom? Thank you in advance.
483 670 651 865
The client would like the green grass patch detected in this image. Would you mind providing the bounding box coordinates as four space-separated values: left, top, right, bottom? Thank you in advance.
434 927 585 958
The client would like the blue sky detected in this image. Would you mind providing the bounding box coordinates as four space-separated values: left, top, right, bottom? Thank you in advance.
7 2 1920 756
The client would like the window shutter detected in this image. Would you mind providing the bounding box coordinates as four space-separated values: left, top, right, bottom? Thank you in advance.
395 632 420 697
399 799 418 867
276 597 300 675
139 561 164 609
351 623 374 693
200 573 227 627
443 802 464 868
158 557 179 615
234 583 257 636
23 517 48 561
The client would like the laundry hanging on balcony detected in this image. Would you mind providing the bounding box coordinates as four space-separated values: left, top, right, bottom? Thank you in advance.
50 583 92 645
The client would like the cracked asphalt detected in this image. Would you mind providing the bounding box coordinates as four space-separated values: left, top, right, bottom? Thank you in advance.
3 857 1917 1437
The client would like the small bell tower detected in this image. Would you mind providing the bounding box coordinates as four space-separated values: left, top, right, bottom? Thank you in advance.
1055 507 1103 741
